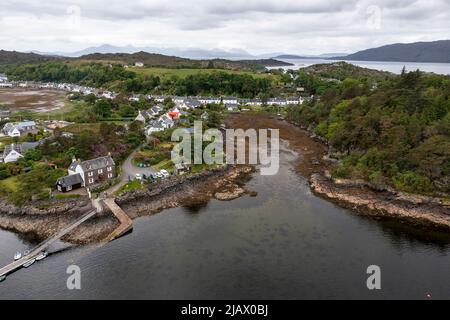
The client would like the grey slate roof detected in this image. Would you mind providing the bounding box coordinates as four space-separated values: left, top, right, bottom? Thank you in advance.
2 142 38 158
69 155 115 172
57 173 83 187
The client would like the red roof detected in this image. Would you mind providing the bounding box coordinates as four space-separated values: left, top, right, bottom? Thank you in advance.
168 112 180 119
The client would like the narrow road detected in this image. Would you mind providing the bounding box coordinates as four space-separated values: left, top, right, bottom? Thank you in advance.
106 145 155 195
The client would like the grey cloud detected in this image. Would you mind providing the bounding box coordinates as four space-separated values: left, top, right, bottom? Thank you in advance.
0 0 448 54
208 0 359 15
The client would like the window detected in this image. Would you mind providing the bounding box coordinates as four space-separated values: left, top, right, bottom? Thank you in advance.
89 178 94 184
98 169 103 174
108 173 113 178
107 167 113 172
88 172 93 177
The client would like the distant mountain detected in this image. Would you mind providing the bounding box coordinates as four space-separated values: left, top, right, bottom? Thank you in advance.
39 44 255 60
317 53 349 58
336 40 450 63
274 53 348 60
273 54 311 60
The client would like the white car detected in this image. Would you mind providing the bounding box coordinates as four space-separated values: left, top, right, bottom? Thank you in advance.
135 173 143 181
160 170 170 178
151 172 163 179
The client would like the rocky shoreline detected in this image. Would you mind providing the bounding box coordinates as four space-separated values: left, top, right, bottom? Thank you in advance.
310 173 450 231
0 164 255 244
116 165 255 219
227 112 450 231
0 197 119 244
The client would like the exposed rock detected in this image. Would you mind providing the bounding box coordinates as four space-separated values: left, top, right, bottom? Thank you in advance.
0 198 89 216
310 174 450 230
214 185 246 201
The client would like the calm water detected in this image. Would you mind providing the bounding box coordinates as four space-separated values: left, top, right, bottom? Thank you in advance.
1 145 450 299
272 58 450 75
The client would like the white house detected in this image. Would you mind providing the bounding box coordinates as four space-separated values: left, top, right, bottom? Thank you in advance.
222 97 239 104
145 120 165 135
1 144 24 163
102 91 116 99
135 109 154 123
0 143 37 163
172 96 188 104
129 95 141 102
2 121 38 137
198 97 221 104
158 114 175 129
245 99 263 106
225 103 240 112
134 62 144 68
183 99 202 109
267 98 288 106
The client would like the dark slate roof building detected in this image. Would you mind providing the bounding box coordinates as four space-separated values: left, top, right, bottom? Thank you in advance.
56 173 83 192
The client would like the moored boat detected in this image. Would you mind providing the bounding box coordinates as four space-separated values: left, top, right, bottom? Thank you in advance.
0 275 6 282
35 251 48 261
22 258 35 268
14 252 22 260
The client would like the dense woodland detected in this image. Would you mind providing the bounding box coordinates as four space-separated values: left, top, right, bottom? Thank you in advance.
287 69 450 195
1 61 276 98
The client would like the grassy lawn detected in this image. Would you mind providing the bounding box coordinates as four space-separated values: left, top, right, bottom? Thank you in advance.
116 179 146 195
131 67 278 80
152 159 174 172
0 176 19 192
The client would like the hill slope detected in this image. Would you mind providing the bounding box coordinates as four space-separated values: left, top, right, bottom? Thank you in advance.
303 61 393 81
0 50 58 65
79 51 292 71
338 40 450 63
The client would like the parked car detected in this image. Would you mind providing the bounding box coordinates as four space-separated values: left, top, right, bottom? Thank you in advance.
135 173 143 181
160 170 170 178
151 172 163 180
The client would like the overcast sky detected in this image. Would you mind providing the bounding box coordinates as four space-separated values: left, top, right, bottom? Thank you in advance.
0 0 449 55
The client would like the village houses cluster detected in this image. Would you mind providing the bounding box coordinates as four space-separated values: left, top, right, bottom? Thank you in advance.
1 79 307 194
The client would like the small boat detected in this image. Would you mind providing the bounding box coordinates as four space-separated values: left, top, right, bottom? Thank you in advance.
22 258 36 268
14 252 22 260
23 250 30 256
0 275 6 282
35 251 48 261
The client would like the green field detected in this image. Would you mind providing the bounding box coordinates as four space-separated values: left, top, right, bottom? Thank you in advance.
0 176 19 192
64 123 102 134
130 67 278 81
